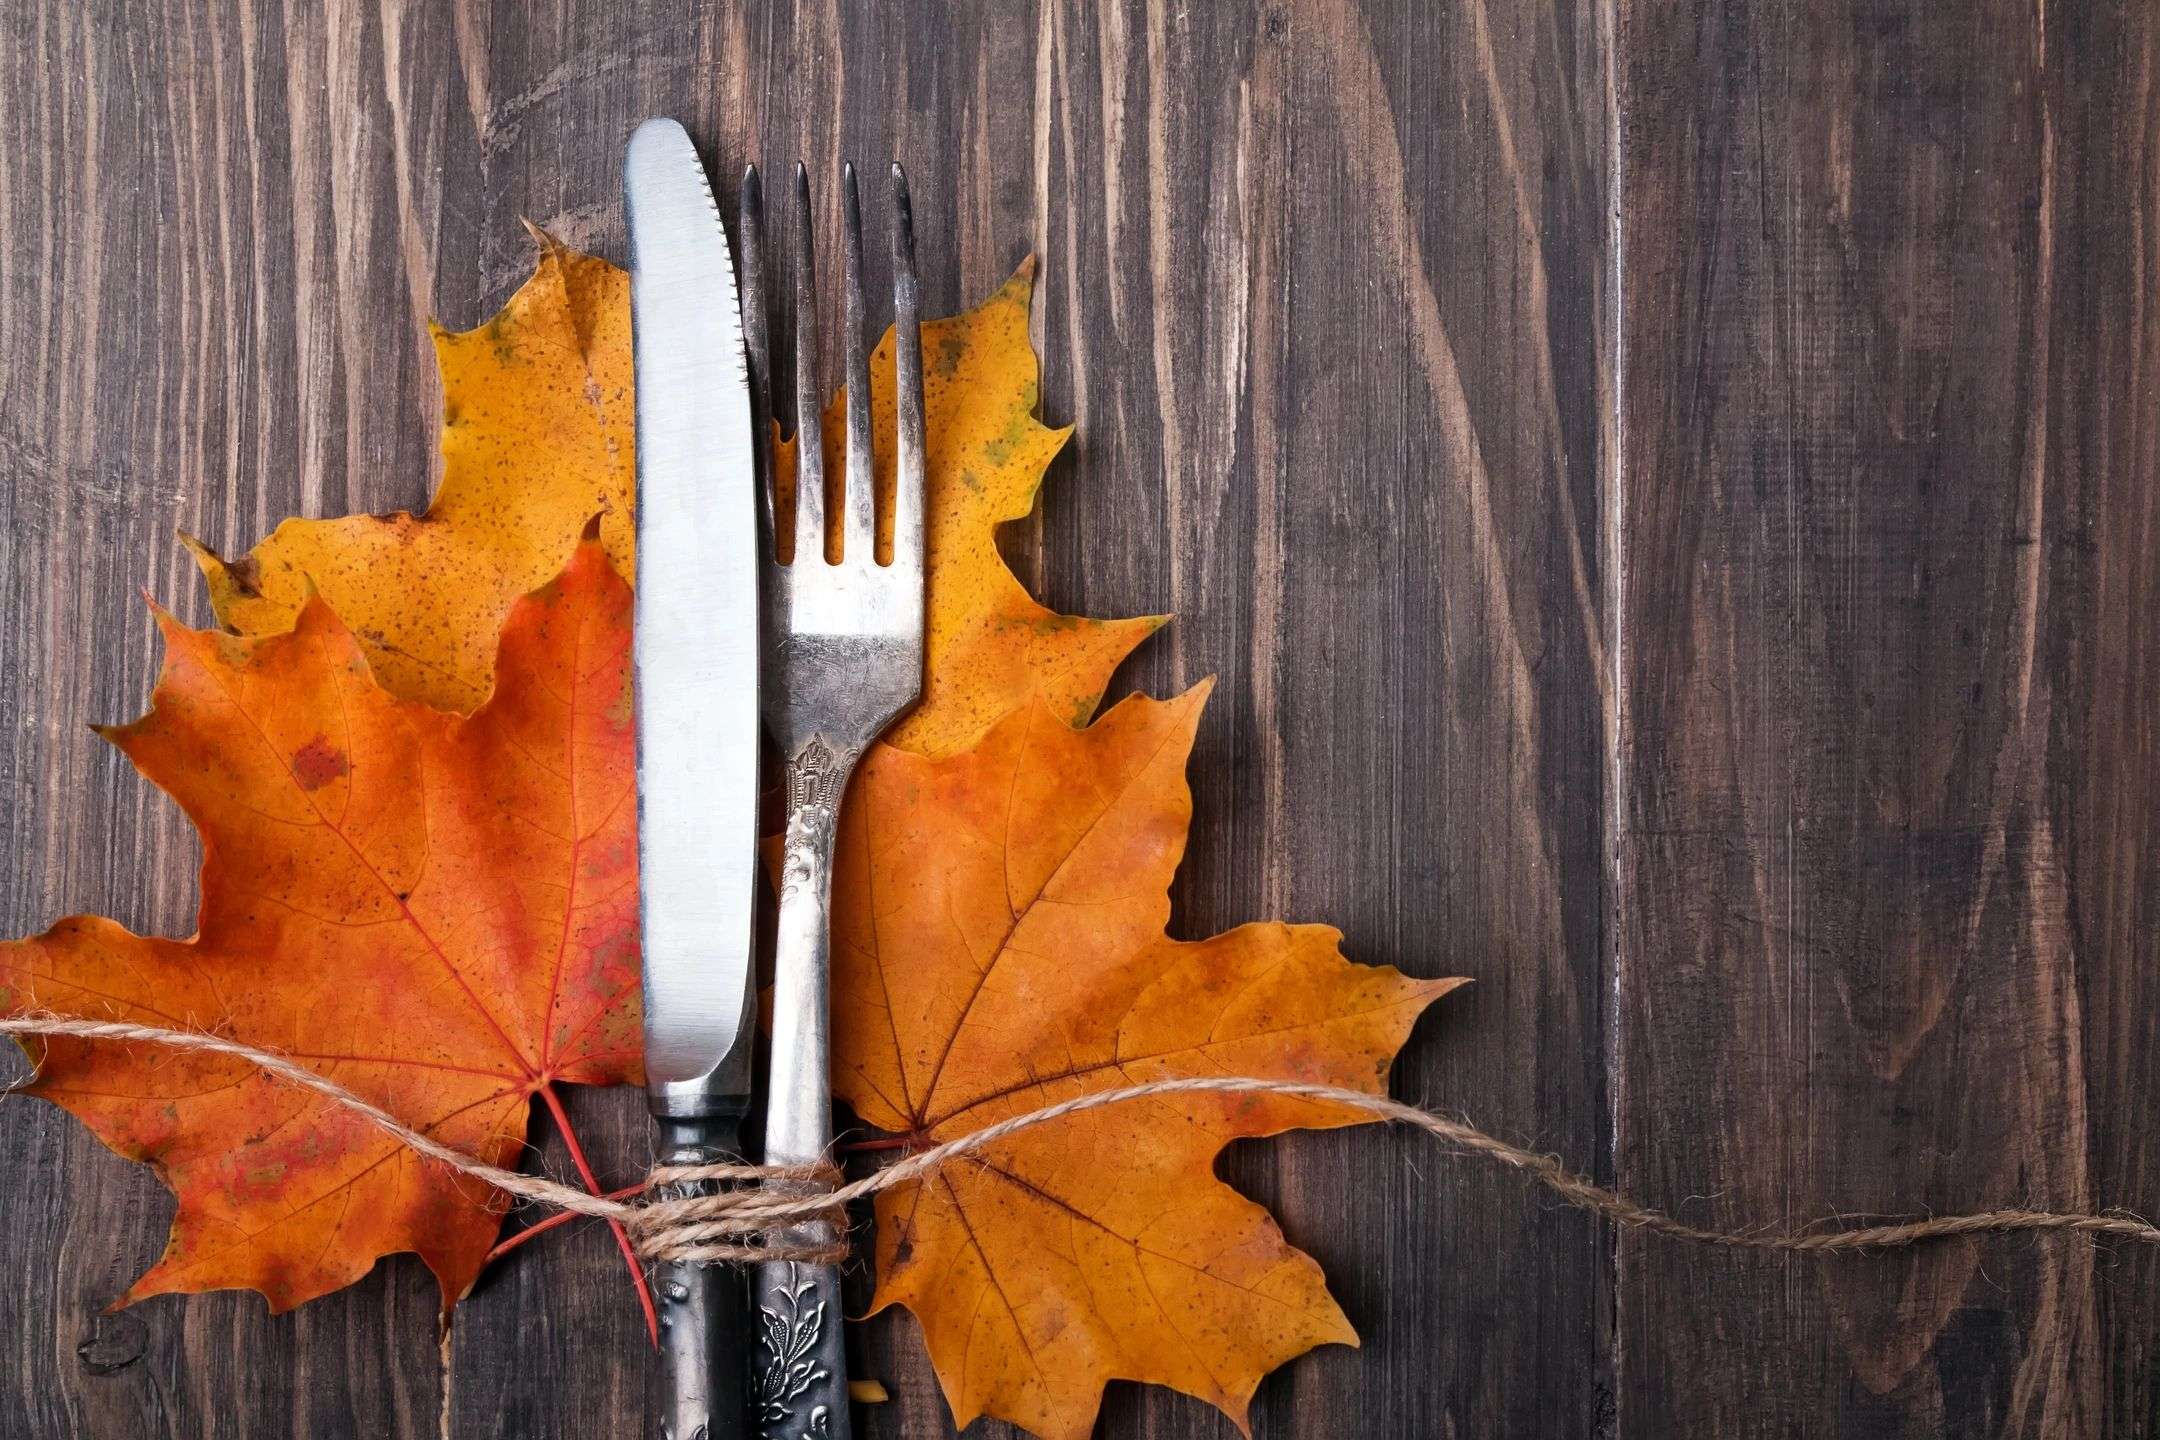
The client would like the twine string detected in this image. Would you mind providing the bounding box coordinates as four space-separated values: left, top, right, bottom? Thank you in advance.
7 1014 2157 1266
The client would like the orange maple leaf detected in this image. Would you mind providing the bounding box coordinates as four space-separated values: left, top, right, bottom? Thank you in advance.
829 685 1463 1439
0 538 643 1314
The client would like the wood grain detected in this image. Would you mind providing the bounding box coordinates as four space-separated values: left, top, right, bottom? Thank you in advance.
1612 0 2160 1433
0 0 2152 1436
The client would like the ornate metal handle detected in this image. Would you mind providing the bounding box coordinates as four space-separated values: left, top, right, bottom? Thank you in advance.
652 1114 750 1440
753 738 855 1440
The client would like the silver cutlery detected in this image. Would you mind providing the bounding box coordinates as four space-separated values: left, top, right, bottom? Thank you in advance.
740 159 926 1440
626 117 763 1440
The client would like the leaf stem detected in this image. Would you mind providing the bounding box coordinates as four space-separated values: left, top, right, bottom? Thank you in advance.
486 1181 647 1263
537 1082 659 1346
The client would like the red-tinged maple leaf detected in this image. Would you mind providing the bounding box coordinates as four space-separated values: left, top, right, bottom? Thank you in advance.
0 537 646 1317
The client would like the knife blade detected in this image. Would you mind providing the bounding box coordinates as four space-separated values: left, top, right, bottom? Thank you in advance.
626 115 760 1440
628 116 760 1111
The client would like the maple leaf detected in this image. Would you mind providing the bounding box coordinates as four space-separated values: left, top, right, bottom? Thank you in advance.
0 537 643 1314
786 259 1165 755
184 227 634 714
829 684 1462 1439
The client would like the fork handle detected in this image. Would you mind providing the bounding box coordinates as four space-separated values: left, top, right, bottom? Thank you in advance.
753 738 856 1440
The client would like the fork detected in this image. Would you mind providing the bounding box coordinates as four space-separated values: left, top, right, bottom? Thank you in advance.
738 159 924 1440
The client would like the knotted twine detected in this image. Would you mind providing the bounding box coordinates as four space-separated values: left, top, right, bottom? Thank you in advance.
6 1014 2158 1266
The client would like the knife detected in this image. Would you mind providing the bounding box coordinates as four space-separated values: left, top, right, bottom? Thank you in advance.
626 116 761 1440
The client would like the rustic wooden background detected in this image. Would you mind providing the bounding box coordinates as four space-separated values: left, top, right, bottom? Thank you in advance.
3 1 2156 1436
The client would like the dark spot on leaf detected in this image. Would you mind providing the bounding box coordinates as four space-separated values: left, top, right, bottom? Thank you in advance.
224 553 264 599
933 330 967 377
290 736 349 791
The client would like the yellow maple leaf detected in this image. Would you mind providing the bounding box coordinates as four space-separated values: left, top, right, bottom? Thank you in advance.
816 259 1164 753
185 227 633 713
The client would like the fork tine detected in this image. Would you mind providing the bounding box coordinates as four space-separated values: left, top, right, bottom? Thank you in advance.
889 162 925 578
790 163 827 564
839 163 877 566
738 164 776 554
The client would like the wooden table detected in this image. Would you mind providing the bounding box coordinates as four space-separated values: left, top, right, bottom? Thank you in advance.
4 2 2155 1436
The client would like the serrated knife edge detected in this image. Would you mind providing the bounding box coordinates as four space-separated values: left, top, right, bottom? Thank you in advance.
626 118 760 1109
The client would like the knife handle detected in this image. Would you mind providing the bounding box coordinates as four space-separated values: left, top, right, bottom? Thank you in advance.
652 1113 750 1440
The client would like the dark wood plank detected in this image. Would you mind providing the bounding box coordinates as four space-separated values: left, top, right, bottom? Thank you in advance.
1612 0 2160 1433
2051 10 2160 1426
1011 3 1614 1435
0 1 458 1436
